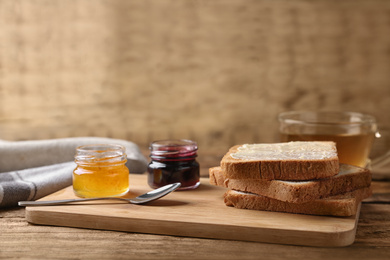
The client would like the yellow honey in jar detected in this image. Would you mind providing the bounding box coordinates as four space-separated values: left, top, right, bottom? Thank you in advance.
73 144 130 198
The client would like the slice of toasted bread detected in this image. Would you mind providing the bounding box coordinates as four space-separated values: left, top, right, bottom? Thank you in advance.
224 186 372 217
221 142 339 181
209 164 371 203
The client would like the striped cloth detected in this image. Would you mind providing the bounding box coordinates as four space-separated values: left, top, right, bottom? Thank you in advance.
0 137 148 208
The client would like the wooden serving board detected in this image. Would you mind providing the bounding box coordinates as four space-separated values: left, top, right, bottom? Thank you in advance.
25 174 361 247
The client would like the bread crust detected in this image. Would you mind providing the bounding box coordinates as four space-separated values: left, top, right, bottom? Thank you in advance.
221 142 339 181
223 187 372 217
209 164 372 203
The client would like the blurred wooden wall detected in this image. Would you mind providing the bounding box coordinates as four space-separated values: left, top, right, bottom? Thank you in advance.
0 0 390 154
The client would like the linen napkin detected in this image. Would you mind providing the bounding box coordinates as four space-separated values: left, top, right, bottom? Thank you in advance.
0 137 148 208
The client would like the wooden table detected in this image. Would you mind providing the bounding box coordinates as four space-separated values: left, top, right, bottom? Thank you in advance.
1 151 390 259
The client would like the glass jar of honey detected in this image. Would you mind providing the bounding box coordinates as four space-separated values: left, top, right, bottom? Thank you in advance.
73 144 130 198
147 139 200 190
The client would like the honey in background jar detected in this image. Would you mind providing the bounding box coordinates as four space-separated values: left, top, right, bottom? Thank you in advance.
280 133 375 167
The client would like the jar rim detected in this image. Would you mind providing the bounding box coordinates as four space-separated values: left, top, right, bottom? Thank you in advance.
76 143 125 152
75 144 127 165
150 139 197 148
278 111 377 126
149 139 198 159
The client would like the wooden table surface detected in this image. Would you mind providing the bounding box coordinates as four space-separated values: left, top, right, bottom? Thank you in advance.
1 151 390 260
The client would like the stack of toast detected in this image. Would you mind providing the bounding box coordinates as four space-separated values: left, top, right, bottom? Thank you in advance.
209 141 372 217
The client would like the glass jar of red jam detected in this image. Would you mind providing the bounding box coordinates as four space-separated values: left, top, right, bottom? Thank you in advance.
147 139 200 190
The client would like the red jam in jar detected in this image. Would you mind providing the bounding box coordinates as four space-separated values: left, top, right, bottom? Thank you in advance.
147 139 200 190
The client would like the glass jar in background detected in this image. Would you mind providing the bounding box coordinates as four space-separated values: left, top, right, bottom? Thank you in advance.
370 126 390 180
147 139 200 190
73 144 130 198
278 111 377 168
